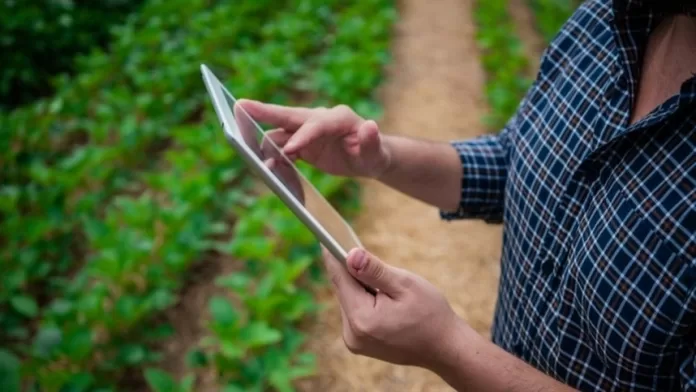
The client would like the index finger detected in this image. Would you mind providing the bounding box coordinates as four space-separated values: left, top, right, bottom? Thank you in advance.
237 99 314 131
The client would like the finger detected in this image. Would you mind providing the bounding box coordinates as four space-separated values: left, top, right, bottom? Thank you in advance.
357 120 382 159
343 120 377 158
283 120 330 155
342 131 361 157
260 128 293 159
322 247 371 313
263 128 293 148
232 102 263 156
237 99 313 131
345 248 405 298
271 157 305 204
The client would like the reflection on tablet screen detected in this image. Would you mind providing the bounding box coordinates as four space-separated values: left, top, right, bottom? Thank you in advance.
221 89 362 254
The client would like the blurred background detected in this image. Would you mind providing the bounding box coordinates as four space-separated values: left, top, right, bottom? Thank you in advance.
0 0 577 391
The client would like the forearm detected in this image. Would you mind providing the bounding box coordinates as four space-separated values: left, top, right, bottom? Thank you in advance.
430 319 577 392
377 134 462 211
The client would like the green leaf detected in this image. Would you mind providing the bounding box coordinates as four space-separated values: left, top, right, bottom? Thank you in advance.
287 363 316 380
49 299 73 316
144 368 177 392
10 295 38 317
226 237 275 259
285 256 313 283
180 374 196 392
60 372 94 392
119 344 147 365
209 296 238 326
269 371 294 392
6 326 28 340
185 349 208 368
214 273 250 291
220 341 244 359
144 323 175 340
223 384 247 392
63 328 93 361
0 349 20 392
33 326 62 358
239 322 282 348
151 289 175 310
208 221 228 235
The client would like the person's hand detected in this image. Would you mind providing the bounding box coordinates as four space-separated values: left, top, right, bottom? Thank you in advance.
321 247 470 369
237 100 392 179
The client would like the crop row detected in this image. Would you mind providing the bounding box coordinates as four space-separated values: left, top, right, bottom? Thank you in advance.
473 0 578 131
0 0 395 391
473 0 532 130
528 0 577 43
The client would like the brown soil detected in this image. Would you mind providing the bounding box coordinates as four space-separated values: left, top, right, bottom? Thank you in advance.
296 0 505 390
152 255 241 391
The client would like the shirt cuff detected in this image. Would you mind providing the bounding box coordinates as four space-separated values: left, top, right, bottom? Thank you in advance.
440 135 509 224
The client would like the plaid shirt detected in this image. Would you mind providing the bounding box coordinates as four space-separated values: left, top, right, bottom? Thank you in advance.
441 0 696 390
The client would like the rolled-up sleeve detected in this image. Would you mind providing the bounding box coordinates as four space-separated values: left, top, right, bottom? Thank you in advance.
440 125 512 224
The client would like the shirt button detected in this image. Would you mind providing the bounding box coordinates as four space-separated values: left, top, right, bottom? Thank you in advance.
541 259 560 290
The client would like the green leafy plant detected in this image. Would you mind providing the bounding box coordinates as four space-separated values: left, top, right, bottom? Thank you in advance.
528 0 578 43
0 349 20 392
0 0 394 390
144 368 196 392
474 0 532 130
0 0 143 110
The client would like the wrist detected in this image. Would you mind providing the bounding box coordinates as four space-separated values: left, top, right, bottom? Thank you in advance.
426 316 480 377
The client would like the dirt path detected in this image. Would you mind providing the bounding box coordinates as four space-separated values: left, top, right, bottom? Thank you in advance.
298 0 504 390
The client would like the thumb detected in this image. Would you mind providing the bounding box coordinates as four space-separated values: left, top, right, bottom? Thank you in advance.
357 120 391 178
346 248 404 297
357 120 382 158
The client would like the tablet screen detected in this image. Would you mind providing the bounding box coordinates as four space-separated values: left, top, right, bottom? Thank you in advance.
226 93 306 204
216 80 362 256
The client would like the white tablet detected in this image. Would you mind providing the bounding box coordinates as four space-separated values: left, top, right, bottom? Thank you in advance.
200 64 364 266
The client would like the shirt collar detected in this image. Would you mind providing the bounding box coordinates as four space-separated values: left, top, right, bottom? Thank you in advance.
613 0 696 16
594 0 696 148
611 1 696 107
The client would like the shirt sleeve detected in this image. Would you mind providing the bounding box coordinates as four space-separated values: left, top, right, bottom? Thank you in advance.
439 123 512 224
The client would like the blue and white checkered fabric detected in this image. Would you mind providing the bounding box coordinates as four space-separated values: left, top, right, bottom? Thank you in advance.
441 0 696 390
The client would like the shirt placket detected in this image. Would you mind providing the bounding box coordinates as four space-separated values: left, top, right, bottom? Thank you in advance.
540 171 590 286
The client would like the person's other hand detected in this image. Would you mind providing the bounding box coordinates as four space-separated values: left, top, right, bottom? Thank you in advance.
237 100 392 179
321 247 469 369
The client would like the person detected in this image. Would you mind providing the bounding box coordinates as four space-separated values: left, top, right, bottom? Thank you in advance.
238 1 696 390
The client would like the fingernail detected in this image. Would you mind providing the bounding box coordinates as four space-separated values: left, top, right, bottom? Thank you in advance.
352 250 367 270
240 99 259 109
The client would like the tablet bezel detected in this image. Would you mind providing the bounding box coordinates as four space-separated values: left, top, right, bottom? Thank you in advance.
200 64 356 264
